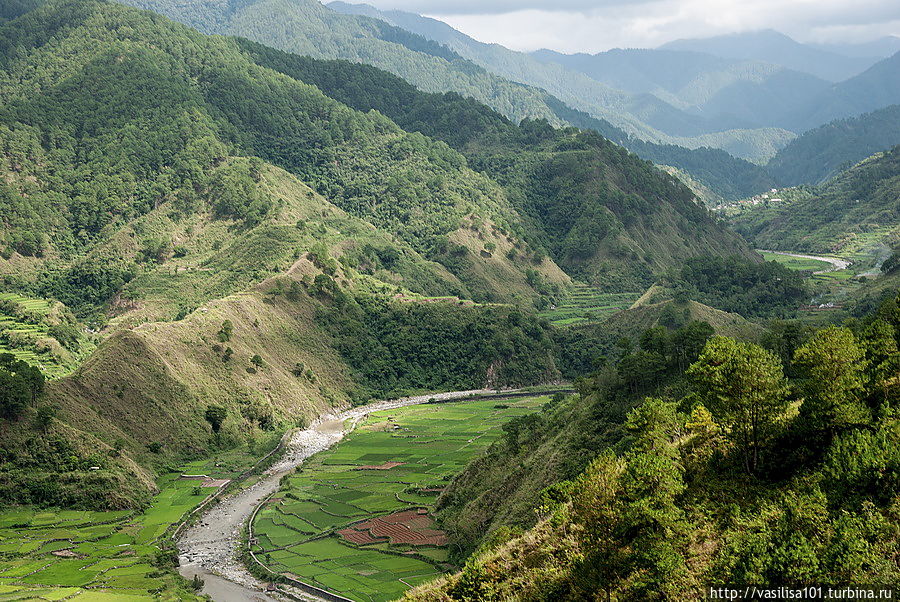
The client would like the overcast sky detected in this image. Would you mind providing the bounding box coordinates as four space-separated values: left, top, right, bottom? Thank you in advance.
352 0 900 53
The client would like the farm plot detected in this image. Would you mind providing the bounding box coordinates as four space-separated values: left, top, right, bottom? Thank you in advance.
0 463 236 601
252 396 546 602
539 285 640 326
0 292 93 379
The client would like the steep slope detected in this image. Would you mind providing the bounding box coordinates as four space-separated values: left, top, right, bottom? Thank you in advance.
733 147 900 254
789 51 900 131
768 105 900 186
661 29 878 81
326 1 799 160
237 41 758 291
116 0 778 199
0 0 564 508
532 47 826 134
0 0 570 313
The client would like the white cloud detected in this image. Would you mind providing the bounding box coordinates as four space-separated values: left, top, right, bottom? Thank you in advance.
370 0 900 52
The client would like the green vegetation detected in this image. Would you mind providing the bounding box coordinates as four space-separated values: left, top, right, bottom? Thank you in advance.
319 294 558 402
663 256 810 317
768 105 900 185
732 147 900 257
538 286 639 326
0 293 93 379
410 295 900 600
133 0 777 202
238 40 757 290
758 251 833 272
252 395 546 601
0 478 214 600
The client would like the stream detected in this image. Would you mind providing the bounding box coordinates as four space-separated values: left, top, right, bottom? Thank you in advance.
176 389 515 601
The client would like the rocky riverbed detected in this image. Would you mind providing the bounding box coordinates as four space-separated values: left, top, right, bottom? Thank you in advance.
177 389 509 601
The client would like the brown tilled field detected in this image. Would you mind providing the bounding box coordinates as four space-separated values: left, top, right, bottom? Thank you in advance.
339 509 448 547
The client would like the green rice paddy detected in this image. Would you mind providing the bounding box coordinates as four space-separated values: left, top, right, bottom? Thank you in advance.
758 251 834 272
252 396 548 602
0 445 269 601
539 285 639 326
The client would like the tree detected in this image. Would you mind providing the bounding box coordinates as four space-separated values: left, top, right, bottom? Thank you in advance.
688 337 789 473
0 367 30 419
33 404 57 432
217 320 233 342
671 321 715 371
793 327 870 434
204 405 227 435
250 354 264 368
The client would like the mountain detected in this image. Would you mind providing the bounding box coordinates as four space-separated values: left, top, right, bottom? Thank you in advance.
0 0 571 505
660 29 879 81
733 147 900 254
0 0 759 507
325 0 804 162
789 51 900 131
531 47 828 133
238 39 758 290
768 105 900 186
326 2 739 136
810 36 900 59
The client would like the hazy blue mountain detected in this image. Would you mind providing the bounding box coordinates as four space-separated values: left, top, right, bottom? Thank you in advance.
326 0 795 157
660 30 878 81
769 105 900 185
788 51 900 131
531 47 829 130
809 36 900 59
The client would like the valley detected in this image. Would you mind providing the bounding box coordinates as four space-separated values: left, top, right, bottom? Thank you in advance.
0 0 898 600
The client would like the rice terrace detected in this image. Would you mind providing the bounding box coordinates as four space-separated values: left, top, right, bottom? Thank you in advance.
250 394 551 601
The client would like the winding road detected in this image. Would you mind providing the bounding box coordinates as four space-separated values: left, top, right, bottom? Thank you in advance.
176 389 518 601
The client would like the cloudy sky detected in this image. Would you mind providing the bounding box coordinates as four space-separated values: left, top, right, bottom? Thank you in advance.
353 0 900 53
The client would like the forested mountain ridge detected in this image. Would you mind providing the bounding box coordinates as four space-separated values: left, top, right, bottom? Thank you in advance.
119 0 779 201
0 0 569 506
768 105 900 186
237 39 758 290
0 0 580 315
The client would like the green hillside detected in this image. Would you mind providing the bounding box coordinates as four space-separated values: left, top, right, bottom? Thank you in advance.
235 40 759 290
732 147 900 257
0 0 575 314
412 295 900 599
0 0 567 510
768 105 900 185
121 0 777 201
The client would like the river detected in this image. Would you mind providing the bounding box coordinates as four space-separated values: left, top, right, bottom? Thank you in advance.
758 249 850 273
176 389 523 601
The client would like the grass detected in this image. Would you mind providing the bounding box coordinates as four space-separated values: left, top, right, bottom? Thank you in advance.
0 442 276 601
758 251 833 272
538 285 640 327
252 396 547 602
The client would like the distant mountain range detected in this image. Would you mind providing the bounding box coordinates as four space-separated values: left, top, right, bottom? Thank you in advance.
659 30 882 81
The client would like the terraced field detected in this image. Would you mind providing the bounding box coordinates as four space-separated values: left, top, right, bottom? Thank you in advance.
251 395 548 601
0 293 93 379
539 285 640 326
0 445 271 602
